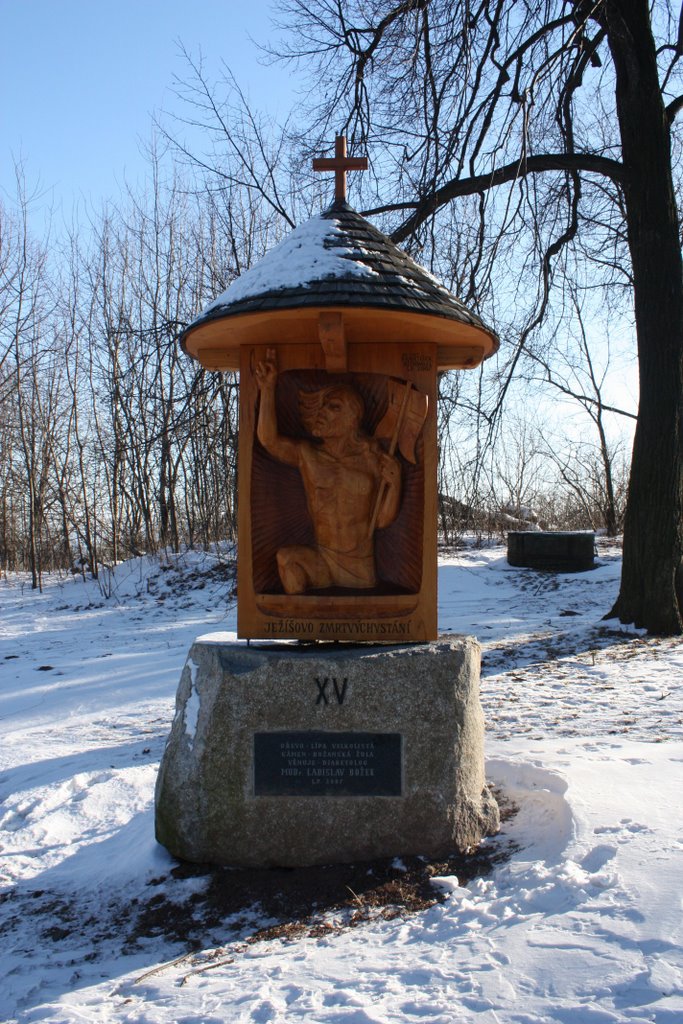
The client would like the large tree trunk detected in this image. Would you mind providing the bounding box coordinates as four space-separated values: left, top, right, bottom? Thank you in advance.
603 0 683 633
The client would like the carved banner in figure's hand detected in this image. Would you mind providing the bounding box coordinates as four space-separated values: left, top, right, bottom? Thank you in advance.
368 381 428 537
375 380 429 464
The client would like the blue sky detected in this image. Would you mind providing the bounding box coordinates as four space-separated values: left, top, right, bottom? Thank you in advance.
0 4 637 447
1 0 294 220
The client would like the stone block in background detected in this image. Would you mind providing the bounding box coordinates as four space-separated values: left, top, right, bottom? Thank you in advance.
507 530 595 572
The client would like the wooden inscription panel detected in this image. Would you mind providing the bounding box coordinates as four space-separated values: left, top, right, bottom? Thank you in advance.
237 341 437 641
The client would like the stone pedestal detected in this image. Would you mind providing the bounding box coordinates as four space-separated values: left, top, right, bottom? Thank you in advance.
155 637 499 867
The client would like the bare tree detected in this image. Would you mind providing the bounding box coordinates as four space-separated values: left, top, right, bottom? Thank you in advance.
256 0 683 634
541 431 629 533
525 288 636 536
0 178 53 587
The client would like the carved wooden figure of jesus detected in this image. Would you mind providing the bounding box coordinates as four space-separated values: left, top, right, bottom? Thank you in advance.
254 349 402 594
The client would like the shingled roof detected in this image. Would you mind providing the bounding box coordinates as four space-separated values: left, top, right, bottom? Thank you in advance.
181 201 497 344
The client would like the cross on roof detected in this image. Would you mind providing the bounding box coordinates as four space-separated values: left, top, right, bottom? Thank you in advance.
313 135 368 203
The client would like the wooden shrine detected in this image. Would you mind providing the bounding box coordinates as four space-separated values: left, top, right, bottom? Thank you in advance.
179 137 498 642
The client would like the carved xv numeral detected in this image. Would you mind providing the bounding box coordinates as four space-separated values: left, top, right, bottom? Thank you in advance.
315 677 349 705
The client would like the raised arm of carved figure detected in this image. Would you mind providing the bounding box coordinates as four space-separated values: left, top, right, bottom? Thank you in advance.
254 348 300 467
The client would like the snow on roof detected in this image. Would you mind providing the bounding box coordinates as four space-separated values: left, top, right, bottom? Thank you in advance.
183 202 496 341
204 212 379 314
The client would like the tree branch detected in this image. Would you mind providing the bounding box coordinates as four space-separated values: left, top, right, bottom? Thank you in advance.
381 152 625 243
666 94 683 123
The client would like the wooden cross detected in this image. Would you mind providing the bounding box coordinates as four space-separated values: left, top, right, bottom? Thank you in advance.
313 135 368 203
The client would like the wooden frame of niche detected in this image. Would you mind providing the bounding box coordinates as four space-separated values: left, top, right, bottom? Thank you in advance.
185 304 495 644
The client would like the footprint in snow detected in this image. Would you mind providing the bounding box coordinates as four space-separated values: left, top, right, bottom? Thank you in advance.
594 819 653 840
580 844 617 872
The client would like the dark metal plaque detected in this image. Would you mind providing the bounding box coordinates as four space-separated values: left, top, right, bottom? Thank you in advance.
254 731 402 797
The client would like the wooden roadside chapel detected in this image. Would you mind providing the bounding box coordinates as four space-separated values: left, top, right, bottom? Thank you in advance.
179 137 498 643
155 139 501 868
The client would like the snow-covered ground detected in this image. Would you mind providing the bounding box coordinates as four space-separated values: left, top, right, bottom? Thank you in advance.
1 541 682 1023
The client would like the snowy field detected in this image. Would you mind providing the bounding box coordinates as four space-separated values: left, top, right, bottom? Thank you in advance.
1 541 682 1024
